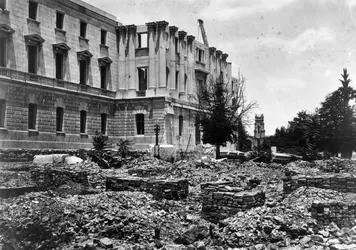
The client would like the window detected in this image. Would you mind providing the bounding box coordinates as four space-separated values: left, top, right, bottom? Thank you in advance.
28 45 38 74
138 67 147 91
179 115 183 136
80 110 86 134
166 67 170 87
55 53 63 79
28 103 37 130
56 12 64 30
136 114 144 135
0 99 5 128
79 60 87 85
175 38 178 53
196 48 204 62
0 37 6 67
0 0 5 10
195 115 201 145
101 113 107 134
137 33 147 48
175 71 179 90
184 74 187 92
29 1 38 20
100 66 107 89
56 107 64 132
80 21 87 38
101 29 107 45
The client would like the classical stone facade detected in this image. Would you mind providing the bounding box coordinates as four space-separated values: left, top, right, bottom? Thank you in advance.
0 0 237 150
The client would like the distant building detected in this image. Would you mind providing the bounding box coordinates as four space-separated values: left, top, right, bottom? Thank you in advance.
248 114 266 151
0 0 238 150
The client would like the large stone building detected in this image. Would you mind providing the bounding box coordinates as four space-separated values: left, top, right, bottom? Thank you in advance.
0 0 237 150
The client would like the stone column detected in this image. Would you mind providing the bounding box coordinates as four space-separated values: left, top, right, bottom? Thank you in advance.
146 22 157 97
216 50 222 78
169 26 178 93
209 47 216 82
156 21 169 96
117 26 127 93
222 53 228 83
178 31 187 96
127 24 137 97
187 35 195 96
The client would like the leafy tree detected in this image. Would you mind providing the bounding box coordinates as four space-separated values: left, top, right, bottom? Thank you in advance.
197 72 256 158
236 118 250 151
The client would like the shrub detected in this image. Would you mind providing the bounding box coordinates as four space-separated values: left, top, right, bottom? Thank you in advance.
92 131 109 151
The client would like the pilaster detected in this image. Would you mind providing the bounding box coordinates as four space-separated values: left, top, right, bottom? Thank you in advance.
178 31 187 97
127 24 137 97
117 26 127 92
187 35 195 96
146 22 157 97
156 20 169 96
169 26 178 93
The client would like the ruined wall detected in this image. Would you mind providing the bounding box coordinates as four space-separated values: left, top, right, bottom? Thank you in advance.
311 200 356 228
201 182 265 219
283 174 356 194
106 176 189 200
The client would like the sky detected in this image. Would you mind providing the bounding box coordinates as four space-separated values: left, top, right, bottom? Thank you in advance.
83 0 356 135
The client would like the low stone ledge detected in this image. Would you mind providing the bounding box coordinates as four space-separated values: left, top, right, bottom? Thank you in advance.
311 200 356 228
0 186 38 198
106 176 188 200
283 174 356 194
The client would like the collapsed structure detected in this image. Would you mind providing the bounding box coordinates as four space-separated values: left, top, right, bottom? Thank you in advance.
0 0 238 150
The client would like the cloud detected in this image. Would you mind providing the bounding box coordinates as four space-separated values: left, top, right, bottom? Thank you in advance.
266 77 308 93
199 0 298 21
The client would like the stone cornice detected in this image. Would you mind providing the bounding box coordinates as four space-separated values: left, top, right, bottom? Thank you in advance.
209 47 216 54
187 35 195 43
157 20 168 29
98 57 113 66
146 22 157 31
52 42 71 54
222 53 228 60
126 24 137 33
24 34 45 47
169 26 178 34
77 50 93 61
216 50 222 56
178 31 187 40
116 26 127 33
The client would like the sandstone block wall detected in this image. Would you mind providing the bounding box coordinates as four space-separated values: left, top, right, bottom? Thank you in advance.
201 182 265 219
311 200 356 228
31 168 89 190
283 174 356 194
106 176 189 200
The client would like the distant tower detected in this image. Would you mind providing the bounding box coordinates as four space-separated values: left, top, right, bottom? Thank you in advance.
253 114 265 149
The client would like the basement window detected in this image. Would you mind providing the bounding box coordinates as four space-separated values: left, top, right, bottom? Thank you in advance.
179 115 183 136
0 99 5 127
101 29 107 45
29 1 38 20
137 33 147 48
138 67 147 91
56 11 64 30
56 107 64 132
28 103 37 130
136 114 144 135
101 113 107 134
80 21 87 38
80 110 87 134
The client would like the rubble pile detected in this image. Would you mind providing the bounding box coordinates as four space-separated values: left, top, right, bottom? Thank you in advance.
283 173 356 194
106 176 189 200
315 157 356 174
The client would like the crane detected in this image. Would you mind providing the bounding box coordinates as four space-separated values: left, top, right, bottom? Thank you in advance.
197 19 209 47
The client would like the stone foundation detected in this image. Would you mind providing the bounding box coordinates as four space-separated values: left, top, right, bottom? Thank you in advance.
106 176 188 200
201 182 265 219
283 174 356 194
311 200 356 228
30 168 89 190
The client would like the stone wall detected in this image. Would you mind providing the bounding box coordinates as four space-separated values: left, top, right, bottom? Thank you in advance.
30 168 89 190
311 200 356 228
201 182 265 219
283 174 356 194
106 176 189 200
